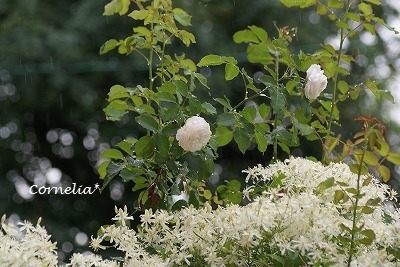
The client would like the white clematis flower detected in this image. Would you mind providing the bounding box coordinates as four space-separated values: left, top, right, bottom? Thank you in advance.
176 116 211 152
304 64 328 100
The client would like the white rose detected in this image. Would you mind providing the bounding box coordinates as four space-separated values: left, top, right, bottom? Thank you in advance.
176 116 212 152
304 64 328 100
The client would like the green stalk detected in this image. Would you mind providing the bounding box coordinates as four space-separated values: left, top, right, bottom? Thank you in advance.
347 140 367 266
273 57 280 161
149 22 155 91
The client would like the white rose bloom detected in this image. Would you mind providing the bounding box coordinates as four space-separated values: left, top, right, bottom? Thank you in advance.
176 116 211 152
304 64 328 99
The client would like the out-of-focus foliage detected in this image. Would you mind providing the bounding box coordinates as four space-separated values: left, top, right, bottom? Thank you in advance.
0 0 399 263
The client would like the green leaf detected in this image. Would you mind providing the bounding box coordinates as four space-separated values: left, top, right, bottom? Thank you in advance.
280 0 317 8
233 29 259 44
128 10 149 20
100 162 125 192
363 151 379 166
361 206 375 214
247 44 274 65
374 138 390 156
101 148 124 160
119 168 144 182
337 80 349 94
173 80 189 97
214 126 233 147
201 102 217 114
225 63 239 81
194 73 209 89
173 8 191 26
333 190 345 204
215 97 233 110
217 113 237 126
358 3 373 16
349 164 369 175
317 177 335 192
116 140 135 156
234 127 251 154
249 25 268 43
98 161 110 179
104 0 130 16
258 103 270 119
135 136 154 158
100 39 120 55
197 54 226 66
255 132 268 152
387 152 400 165
360 229 376 241
270 89 286 114
240 106 257 122
107 84 129 101
328 0 343 9
103 100 129 121
377 165 390 182
136 114 159 132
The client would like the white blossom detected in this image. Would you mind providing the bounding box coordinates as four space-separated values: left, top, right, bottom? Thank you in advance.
305 64 328 99
176 115 211 152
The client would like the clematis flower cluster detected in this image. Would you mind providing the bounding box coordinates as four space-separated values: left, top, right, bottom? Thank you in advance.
176 115 212 152
2 158 400 266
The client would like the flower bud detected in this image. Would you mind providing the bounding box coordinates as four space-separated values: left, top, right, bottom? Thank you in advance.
176 116 211 152
304 64 328 100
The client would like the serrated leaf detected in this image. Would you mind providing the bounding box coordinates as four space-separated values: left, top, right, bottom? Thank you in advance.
214 126 233 147
103 100 129 121
136 114 159 132
104 0 130 16
258 103 270 119
280 0 317 8
240 106 257 122
270 89 286 114
247 44 274 65
101 148 124 160
358 3 373 15
135 136 154 158
217 113 237 126
107 84 129 101
234 127 251 154
100 39 120 54
201 102 217 114
197 54 226 66
233 29 259 44
249 25 268 43
225 63 239 81
173 8 191 26
98 161 110 179
255 132 268 152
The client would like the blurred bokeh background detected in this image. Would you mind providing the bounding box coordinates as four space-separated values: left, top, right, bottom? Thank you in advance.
1 0 400 263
